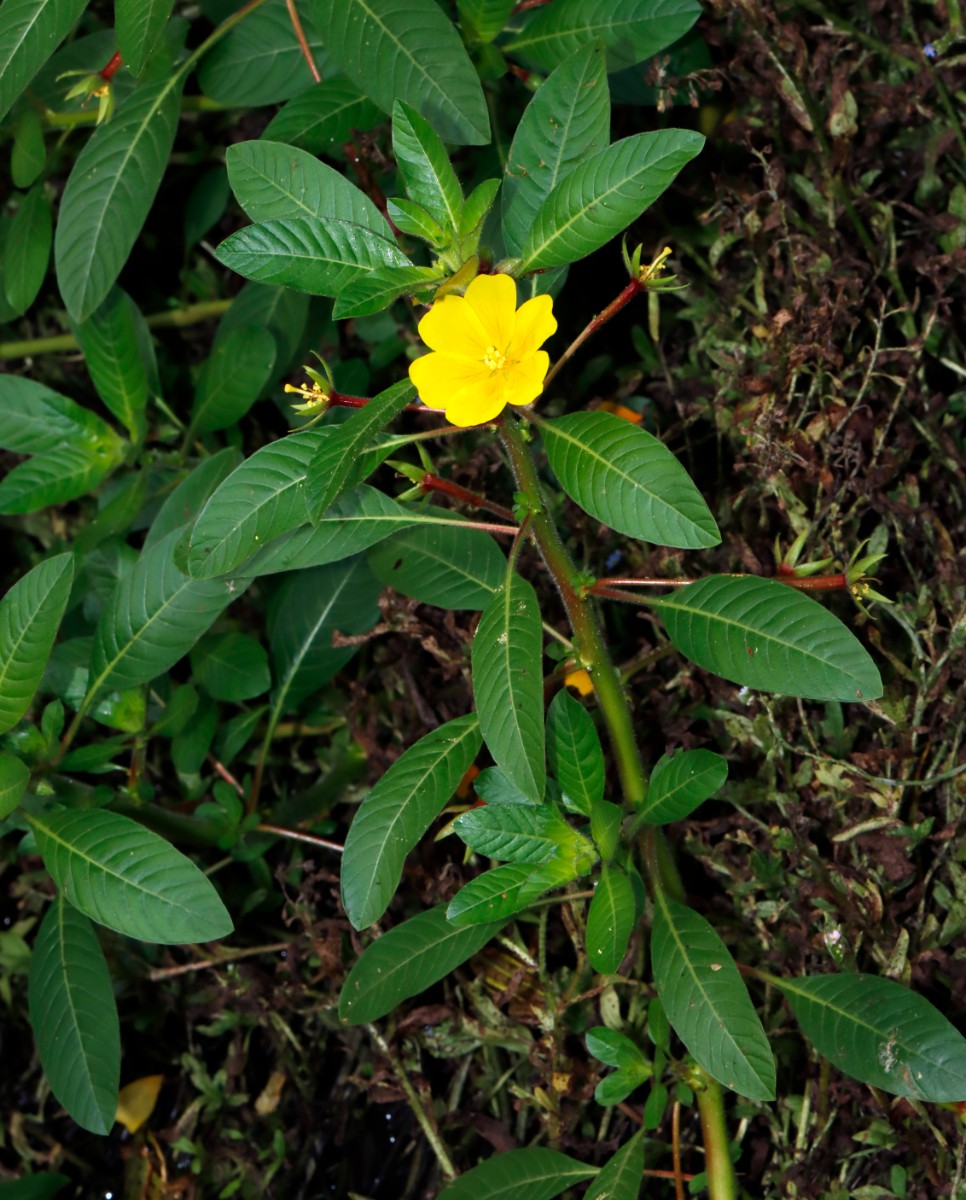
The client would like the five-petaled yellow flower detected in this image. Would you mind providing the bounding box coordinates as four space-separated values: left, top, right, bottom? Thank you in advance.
408 273 557 427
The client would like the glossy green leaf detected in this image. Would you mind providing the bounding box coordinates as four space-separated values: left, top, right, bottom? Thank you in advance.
458 0 514 44
541 411 718 548
0 553 73 734
88 531 247 697
778 973 966 1101
0 440 124 515
455 802 589 865
74 287 152 443
368 511 506 609
180 430 331 578
586 1025 649 1069
447 863 539 927
55 72 185 321
226 140 392 232
3 184 51 315
506 0 701 72
546 688 604 814
0 1173 71 1200
215 215 409 296
436 1148 595 1200
586 864 635 974
186 324 277 436
388 197 449 245
27 895 119 1134
519 129 704 271
0 377 114 455
648 576 884 701
472 573 546 801
308 0 489 145
392 101 463 233
28 807 233 943
342 713 482 928
262 78 381 154
333 264 444 318
460 177 501 236
0 0 89 122
589 798 622 859
639 748 728 823
339 904 504 1024
190 632 270 702
197 0 327 105
144 446 243 549
304 380 415 521
12 107 47 188
586 1131 644 1200
116 0 174 74
268 557 381 711
0 752 30 819
651 894 776 1100
503 42 610 256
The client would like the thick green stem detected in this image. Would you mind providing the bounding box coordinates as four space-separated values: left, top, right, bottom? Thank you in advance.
693 1069 739 1200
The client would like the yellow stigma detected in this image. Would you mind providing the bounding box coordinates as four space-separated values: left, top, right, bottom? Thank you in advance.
482 345 506 371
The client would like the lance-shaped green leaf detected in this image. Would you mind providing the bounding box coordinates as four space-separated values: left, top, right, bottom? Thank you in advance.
455 802 592 866
333 264 443 318
3 183 51 316
503 42 610 257
519 128 704 271
586 1131 644 1200
0 752 30 819
0 552 73 734
0 440 124 515
587 1025 652 1104
541 411 719 548
55 71 185 321
307 0 489 145
0 0 90 122
639 749 728 824
447 862 548 927
74 287 153 444
28 896 119 1134
369 512 506 610
648 575 883 701
116 0 174 74
226 140 392 233
436 1148 595 1200
777 972 966 1101
28 808 233 943
87 531 247 697
144 446 243 550
651 893 776 1100
342 713 482 928
388 197 449 246
392 101 463 233
215 216 409 297
186 324 277 437
506 0 701 73
472 572 546 802
0 377 116 455
458 0 514 44
339 904 503 1024
304 380 415 521
262 77 381 154
586 864 635 974
179 430 330 578
546 688 604 815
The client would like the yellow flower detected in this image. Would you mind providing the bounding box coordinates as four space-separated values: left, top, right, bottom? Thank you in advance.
408 273 557 427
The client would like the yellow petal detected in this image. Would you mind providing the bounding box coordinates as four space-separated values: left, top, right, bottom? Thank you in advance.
507 293 557 360
418 295 490 360
410 352 490 408
503 352 550 408
564 669 594 697
463 274 517 351
116 1074 164 1134
445 378 508 427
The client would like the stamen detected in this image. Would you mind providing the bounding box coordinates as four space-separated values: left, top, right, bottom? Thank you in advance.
482 345 506 371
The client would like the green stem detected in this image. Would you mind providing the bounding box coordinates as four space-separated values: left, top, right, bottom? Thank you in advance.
693 1068 739 1200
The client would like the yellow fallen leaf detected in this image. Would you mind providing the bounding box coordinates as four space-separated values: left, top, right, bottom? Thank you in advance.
115 1074 164 1133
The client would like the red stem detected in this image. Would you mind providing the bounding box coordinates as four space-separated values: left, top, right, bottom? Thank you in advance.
329 391 439 415
286 0 321 81
589 573 851 597
543 278 644 388
420 473 516 522
99 52 123 81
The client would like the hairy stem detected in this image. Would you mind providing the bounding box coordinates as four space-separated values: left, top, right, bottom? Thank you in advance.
694 1070 739 1200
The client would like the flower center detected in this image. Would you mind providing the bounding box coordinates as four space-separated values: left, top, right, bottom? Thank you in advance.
482 345 506 371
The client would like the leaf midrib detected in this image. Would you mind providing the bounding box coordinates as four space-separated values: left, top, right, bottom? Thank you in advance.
54 898 103 1118
0 560 69 714
509 4 666 54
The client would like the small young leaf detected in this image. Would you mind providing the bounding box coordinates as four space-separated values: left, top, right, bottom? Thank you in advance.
546 688 604 814
639 749 728 824
778 973 966 1101
589 799 622 860
586 864 635 974
28 895 120 1134
342 713 482 928
262 78 381 154
392 101 464 234
3 184 52 315
472 573 546 803
187 324 277 436
368 512 505 610
540 411 719 548
586 1025 649 1069
386 198 449 245
339 904 504 1024
460 177 501 236
28 808 233 943
648 575 883 701
74 286 153 444
651 894 776 1101
585 1130 644 1200
0 752 30 819
0 553 74 734
435 1148 595 1200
